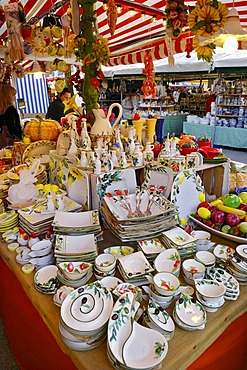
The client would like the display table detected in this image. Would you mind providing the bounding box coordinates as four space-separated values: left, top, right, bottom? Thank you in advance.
162 115 186 137
0 231 246 370
183 122 247 149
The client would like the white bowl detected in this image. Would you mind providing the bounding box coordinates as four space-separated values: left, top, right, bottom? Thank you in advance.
154 248 181 276
142 285 174 304
153 272 180 297
95 253 116 272
195 251 216 267
194 279 226 304
100 276 123 291
58 261 92 281
182 259 205 280
191 230 211 241
31 239 52 251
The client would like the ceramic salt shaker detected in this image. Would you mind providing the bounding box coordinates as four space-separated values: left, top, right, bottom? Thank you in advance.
111 150 119 168
80 150 88 167
132 140 143 167
93 157 101 175
143 140 154 164
47 194 55 212
56 194 64 211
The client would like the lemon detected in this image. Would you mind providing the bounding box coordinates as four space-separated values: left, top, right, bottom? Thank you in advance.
122 247 130 255
180 217 187 226
22 264 35 275
7 242 19 252
178 174 185 185
43 184 52 193
197 207 211 219
198 192 205 202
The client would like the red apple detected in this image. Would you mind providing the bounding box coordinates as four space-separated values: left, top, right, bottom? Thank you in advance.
225 213 240 227
197 202 214 212
211 210 225 224
203 219 213 227
239 203 247 212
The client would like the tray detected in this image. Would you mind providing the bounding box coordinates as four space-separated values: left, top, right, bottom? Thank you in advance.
189 215 247 244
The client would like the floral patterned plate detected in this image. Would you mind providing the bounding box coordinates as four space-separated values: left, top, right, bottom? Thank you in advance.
22 140 56 162
171 169 205 227
213 244 235 261
108 292 135 364
122 320 168 369
61 282 113 334
174 294 207 328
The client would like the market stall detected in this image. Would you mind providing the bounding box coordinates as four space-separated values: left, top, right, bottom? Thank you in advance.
0 1 247 369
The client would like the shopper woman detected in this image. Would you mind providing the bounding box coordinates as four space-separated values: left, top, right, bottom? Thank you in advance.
46 87 71 122
0 84 22 148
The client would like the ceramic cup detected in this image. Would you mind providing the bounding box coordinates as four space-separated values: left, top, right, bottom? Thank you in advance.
94 253 116 273
182 259 205 280
195 251 216 268
185 153 197 169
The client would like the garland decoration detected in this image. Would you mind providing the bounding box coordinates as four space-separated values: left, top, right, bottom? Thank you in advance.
188 0 229 62
73 0 110 118
165 0 188 38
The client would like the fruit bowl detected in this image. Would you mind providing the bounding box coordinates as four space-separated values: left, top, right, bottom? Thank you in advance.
180 147 197 156
198 147 221 159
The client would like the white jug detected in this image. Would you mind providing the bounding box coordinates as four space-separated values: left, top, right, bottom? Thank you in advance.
90 103 123 135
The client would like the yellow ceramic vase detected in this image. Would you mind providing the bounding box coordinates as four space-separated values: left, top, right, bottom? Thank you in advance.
146 118 157 143
132 119 144 143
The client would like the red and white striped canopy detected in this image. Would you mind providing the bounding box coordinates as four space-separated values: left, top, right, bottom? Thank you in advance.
0 0 246 65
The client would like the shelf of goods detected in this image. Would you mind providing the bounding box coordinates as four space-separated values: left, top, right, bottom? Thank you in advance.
214 94 247 130
182 122 247 149
0 231 246 370
139 97 174 116
180 94 209 117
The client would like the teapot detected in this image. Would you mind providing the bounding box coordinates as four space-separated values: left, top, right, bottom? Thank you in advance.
90 103 123 136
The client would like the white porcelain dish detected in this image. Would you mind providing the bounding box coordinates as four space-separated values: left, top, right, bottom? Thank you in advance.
194 279 226 304
154 248 181 275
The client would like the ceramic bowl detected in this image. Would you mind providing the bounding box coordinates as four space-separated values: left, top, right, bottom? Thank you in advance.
94 253 116 272
154 248 181 276
153 272 180 297
191 230 211 241
195 251 216 268
182 259 205 280
142 285 174 304
58 262 92 281
100 276 123 291
29 252 54 266
29 241 53 257
194 279 226 304
236 244 247 262
53 286 74 306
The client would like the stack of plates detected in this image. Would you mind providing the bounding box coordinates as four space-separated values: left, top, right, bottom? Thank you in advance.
173 294 207 330
107 291 168 370
34 265 59 294
117 251 154 286
57 261 93 288
7 164 47 185
213 244 247 284
160 227 196 259
59 282 113 351
54 233 98 263
18 197 82 236
0 198 5 213
101 191 178 242
137 238 166 261
142 298 175 341
0 184 9 199
52 210 102 236
206 267 240 301
0 210 18 232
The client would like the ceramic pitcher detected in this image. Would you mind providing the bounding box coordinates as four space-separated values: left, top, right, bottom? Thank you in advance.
90 103 123 135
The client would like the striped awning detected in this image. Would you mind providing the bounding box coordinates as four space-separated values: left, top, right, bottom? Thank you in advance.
16 74 49 114
0 0 246 65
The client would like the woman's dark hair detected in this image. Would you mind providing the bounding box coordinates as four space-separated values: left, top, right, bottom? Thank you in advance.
59 87 71 96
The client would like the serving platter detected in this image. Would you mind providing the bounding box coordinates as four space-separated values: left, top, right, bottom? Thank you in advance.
189 215 247 244
171 169 205 227
22 140 56 162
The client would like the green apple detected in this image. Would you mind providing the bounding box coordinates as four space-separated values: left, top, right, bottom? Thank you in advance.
239 222 247 234
223 194 241 209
